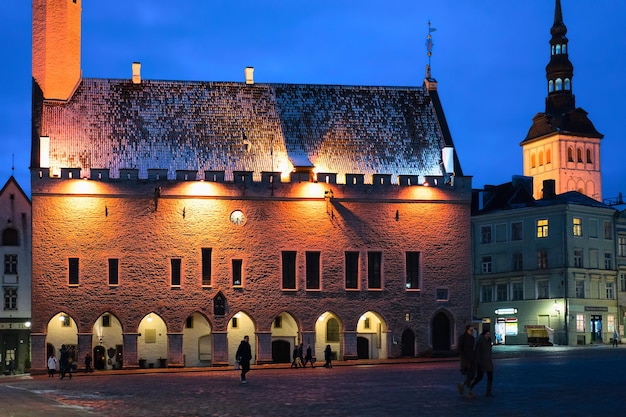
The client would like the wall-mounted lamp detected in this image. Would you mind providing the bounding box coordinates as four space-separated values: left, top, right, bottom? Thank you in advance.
147 314 153 322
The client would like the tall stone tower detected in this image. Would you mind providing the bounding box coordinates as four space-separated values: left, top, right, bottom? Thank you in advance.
521 0 603 201
32 0 82 101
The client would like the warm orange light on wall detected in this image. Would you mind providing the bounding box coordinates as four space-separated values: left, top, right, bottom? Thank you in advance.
175 181 223 197
62 179 104 195
290 182 327 199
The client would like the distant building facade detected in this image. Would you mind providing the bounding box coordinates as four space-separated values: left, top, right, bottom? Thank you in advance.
0 176 31 373
472 177 618 346
29 0 472 373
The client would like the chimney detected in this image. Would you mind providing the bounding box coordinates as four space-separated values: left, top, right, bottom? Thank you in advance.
132 62 141 84
245 66 254 85
542 179 556 200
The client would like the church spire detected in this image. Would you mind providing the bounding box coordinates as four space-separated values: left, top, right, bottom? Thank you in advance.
544 0 575 119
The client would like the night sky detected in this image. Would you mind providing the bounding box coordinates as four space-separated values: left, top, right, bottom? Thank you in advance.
1 1 624 203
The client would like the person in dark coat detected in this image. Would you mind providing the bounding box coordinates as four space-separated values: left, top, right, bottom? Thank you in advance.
235 335 252 383
59 344 72 380
457 325 475 398
323 345 333 368
85 353 93 373
470 329 494 397
303 345 314 368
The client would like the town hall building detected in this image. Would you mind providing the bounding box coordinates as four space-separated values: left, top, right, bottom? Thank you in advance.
29 0 472 373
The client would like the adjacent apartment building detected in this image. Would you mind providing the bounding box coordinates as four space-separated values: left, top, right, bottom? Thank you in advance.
0 176 31 373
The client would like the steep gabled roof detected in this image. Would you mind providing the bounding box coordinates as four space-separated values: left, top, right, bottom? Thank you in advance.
35 79 452 183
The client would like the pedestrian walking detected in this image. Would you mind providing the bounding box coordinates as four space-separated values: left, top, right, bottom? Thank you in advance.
235 335 252 384
59 345 72 380
47 354 57 378
85 352 93 372
470 329 494 397
303 345 314 368
292 345 302 368
457 324 475 398
8 358 16 375
613 329 619 347
323 344 333 368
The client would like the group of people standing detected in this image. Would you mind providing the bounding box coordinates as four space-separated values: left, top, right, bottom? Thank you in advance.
235 338 335 384
457 324 494 398
47 344 73 379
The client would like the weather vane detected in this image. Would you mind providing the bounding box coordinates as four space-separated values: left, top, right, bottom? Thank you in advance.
426 20 437 78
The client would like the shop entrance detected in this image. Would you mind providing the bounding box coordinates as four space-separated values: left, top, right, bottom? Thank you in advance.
590 315 603 343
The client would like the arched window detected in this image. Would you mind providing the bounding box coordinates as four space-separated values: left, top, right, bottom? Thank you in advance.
549 80 554 92
577 148 583 163
562 44 567 54
546 149 552 164
586 149 592 164
556 44 561 54
564 78 571 90
326 318 340 342
556 78 563 91
1 228 19 246
567 147 574 162
551 45 555 55
531 154 536 168
539 151 544 166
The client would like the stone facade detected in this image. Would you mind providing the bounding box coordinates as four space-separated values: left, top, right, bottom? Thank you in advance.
29 0 473 373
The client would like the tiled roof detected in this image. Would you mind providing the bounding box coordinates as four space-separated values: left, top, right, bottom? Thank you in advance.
40 79 448 183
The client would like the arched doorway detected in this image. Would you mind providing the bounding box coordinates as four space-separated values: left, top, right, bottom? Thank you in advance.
432 311 452 351
92 312 123 369
228 312 255 365
183 312 212 367
137 313 168 368
315 312 342 361
47 312 79 366
356 311 388 359
401 329 415 357
271 312 298 363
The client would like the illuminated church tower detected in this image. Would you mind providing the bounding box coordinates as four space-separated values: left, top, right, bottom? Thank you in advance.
521 0 603 201
32 0 82 102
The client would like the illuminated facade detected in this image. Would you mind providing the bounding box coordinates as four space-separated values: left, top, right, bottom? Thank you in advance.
472 177 618 346
521 0 603 201
29 0 472 373
0 176 32 374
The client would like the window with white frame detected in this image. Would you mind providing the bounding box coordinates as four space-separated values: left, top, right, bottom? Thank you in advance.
537 219 548 238
576 314 585 332
3 288 17 310
511 221 523 241
573 217 582 237
3 254 17 274
605 253 613 270
619 236 626 257
537 280 549 299
604 221 613 240
481 226 492 244
606 282 615 299
574 249 583 268
481 284 493 302
512 282 523 300
537 250 549 269
496 283 508 302
481 256 492 273
575 279 585 298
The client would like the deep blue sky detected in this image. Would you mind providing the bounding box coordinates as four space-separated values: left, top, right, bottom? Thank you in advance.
1 1 624 202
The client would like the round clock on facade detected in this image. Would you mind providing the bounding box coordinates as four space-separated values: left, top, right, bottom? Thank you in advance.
230 210 246 225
